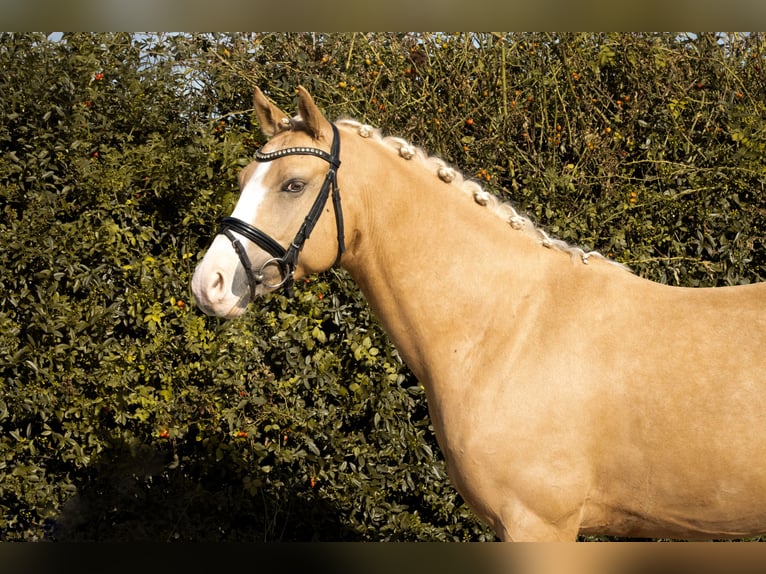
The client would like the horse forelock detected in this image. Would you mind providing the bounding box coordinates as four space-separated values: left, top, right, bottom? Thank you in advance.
335 118 629 271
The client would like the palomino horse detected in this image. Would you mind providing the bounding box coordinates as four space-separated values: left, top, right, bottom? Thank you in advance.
192 86 766 541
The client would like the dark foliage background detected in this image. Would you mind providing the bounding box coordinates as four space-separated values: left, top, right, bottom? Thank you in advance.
1 32 764 541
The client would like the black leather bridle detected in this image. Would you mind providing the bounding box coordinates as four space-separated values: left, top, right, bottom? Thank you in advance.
218 122 345 299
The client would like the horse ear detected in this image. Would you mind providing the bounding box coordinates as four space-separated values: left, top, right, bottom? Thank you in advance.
253 87 292 137
296 85 331 141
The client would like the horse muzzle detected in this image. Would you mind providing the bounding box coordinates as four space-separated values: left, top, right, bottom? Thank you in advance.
190 235 280 318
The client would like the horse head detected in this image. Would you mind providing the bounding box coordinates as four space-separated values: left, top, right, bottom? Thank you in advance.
192 87 345 318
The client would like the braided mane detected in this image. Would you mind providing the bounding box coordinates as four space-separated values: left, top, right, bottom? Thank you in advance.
335 119 624 268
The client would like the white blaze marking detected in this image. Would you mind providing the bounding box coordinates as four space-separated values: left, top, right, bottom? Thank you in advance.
231 163 271 224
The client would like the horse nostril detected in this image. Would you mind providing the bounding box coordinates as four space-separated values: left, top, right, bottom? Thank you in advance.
211 271 225 296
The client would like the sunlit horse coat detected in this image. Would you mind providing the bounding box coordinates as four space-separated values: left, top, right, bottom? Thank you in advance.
192 86 766 541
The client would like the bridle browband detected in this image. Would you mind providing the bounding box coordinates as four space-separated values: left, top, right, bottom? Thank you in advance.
219 122 345 299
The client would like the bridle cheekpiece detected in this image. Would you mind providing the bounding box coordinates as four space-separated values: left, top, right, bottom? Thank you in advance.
219 122 345 299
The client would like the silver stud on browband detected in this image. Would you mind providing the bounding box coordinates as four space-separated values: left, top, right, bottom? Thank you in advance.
255 146 333 163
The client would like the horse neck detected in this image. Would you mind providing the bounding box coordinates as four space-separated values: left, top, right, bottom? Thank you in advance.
338 136 547 385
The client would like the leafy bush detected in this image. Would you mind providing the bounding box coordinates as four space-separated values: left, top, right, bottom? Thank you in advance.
1 32 764 541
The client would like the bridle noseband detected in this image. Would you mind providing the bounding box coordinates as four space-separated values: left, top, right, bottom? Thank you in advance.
218 122 345 300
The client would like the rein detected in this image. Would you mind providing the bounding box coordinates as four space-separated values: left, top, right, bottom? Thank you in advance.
218 122 345 299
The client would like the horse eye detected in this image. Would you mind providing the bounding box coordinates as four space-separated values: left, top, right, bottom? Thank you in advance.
282 179 306 194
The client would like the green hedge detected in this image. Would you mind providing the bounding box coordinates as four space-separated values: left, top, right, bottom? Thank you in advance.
1 32 764 541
